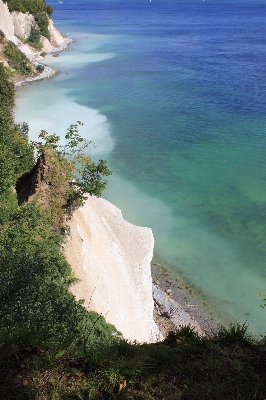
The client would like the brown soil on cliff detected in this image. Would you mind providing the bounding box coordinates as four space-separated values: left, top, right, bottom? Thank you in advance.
16 149 73 227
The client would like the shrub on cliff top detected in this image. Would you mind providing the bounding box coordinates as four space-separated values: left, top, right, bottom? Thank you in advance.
0 30 5 43
32 123 112 211
4 0 49 15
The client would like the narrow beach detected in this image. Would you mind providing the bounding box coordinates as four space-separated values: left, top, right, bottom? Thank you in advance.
152 262 220 337
14 37 73 88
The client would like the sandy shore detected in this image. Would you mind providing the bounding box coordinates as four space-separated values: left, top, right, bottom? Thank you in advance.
151 262 220 338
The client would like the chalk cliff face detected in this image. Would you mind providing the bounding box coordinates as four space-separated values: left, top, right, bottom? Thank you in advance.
0 0 66 55
11 11 34 40
16 152 160 343
0 0 17 43
48 19 66 48
39 19 66 51
64 196 162 344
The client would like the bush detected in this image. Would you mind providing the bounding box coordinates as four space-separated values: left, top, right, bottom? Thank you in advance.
26 27 42 49
0 65 33 197
214 322 254 345
4 0 48 14
0 30 5 43
4 41 32 75
46 4 54 17
0 64 33 201
34 12 50 40
33 124 112 210
36 64 44 73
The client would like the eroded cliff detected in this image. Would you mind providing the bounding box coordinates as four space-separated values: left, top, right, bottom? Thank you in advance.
16 150 161 343
64 196 162 344
0 0 67 56
0 0 17 43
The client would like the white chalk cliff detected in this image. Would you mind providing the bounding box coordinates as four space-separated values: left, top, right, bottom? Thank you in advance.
11 11 34 40
64 195 161 344
0 0 17 43
0 0 66 56
0 0 160 345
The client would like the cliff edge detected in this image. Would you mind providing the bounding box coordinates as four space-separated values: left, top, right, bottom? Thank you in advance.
0 0 17 43
16 152 162 344
64 196 162 344
0 0 68 59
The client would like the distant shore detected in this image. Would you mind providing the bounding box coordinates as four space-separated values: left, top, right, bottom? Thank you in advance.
14 37 73 89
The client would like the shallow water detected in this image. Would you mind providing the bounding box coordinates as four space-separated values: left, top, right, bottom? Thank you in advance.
15 0 266 334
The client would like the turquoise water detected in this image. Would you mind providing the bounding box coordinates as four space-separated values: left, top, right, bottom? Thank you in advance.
15 0 266 334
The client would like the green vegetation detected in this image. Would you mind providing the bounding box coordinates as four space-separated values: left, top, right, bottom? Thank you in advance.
0 29 5 43
1 48 266 398
34 12 50 40
32 124 112 216
4 0 53 17
4 0 53 47
0 63 32 200
36 64 45 73
26 27 42 49
0 61 118 396
3 40 32 75
46 3 54 17
1 325 266 399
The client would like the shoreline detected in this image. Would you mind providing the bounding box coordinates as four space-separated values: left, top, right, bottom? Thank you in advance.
151 262 220 337
14 37 73 89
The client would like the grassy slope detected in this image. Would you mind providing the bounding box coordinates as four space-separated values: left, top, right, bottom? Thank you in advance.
1 326 266 399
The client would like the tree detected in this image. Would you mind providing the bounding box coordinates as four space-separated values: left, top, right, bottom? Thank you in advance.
79 159 112 198
46 4 54 17
32 122 112 208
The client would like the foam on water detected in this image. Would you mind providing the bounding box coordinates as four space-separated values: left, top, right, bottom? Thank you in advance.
16 85 112 156
47 52 115 68
15 34 115 156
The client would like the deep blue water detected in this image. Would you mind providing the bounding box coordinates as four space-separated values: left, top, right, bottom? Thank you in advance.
16 0 266 333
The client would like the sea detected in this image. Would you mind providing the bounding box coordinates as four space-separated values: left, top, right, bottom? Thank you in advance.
15 0 266 335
